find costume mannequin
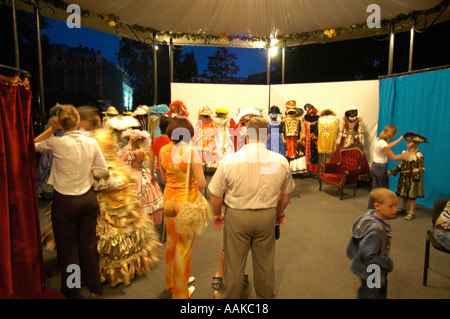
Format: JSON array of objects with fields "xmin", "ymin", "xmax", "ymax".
[
  {"xmin": 301, "ymin": 103, "xmax": 320, "ymax": 173},
  {"xmin": 213, "ymin": 107, "xmax": 234, "ymax": 159},
  {"xmin": 281, "ymin": 100, "xmax": 307, "ymax": 174},
  {"xmin": 194, "ymin": 106, "xmax": 220, "ymax": 167},
  {"xmin": 318, "ymin": 109, "xmax": 340, "ymax": 161},
  {"xmin": 266, "ymin": 105, "xmax": 286, "ymax": 156},
  {"xmin": 331, "ymin": 106, "xmax": 370, "ymax": 178}
]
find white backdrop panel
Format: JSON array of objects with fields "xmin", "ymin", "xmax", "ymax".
[{"xmin": 171, "ymin": 80, "xmax": 379, "ymax": 164}]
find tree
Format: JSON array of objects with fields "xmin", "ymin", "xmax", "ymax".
[
  {"xmin": 117, "ymin": 38, "xmax": 154, "ymax": 106},
  {"xmin": 206, "ymin": 47, "xmax": 240, "ymax": 80},
  {"xmin": 174, "ymin": 49, "xmax": 198, "ymax": 82}
]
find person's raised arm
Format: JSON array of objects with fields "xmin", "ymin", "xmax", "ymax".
[
  {"xmin": 383, "ymin": 146, "xmax": 405, "ymax": 162},
  {"xmin": 388, "ymin": 135, "xmax": 403, "ymax": 149},
  {"xmin": 34, "ymin": 116, "xmax": 58, "ymax": 143}
]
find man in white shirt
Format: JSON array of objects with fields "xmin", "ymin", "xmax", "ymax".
[{"xmin": 208, "ymin": 117, "xmax": 295, "ymax": 299}]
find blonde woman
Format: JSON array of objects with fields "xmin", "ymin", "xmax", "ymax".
[
  {"xmin": 35, "ymin": 104, "xmax": 108, "ymax": 298},
  {"xmin": 369, "ymin": 125, "xmax": 406, "ymax": 208}
]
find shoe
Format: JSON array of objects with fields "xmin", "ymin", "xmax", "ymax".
[
  {"xmin": 188, "ymin": 276, "xmax": 195, "ymax": 285},
  {"xmin": 405, "ymin": 212, "xmax": 415, "ymax": 221},
  {"xmin": 188, "ymin": 286, "xmax": 195, "ymax": 298},
  {"xmin": 214, "ymin": 290, "xmax": 222, "ymax": 299}
]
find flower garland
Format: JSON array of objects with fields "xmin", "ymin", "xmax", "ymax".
[{"xmin": 37, "ymin": 0, "xmax": 450, "ymax": 45}]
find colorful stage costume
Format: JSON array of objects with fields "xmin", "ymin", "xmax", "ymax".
[
  {"xmin": 119, "ymin": 129, "xmax": 164, "ymax": 225},
  {"xmin": 331, "ymin": 106, "xmax": 370, "ymax": 179},
  {"xmin": 267, "ymin": 106, "xmax": 286, "ymax": 157},
  {"xmin": 93, "ymin": 129, "xmax": 161, "ymax": 287},
  {"xmin": 281, "ymin": 100, "xmax": 307, "ymax": 174},
  {"xmin": 318, "ymin": 109, "xmax": 339, "ymax": 155},
  {"xmin": 301, "ymin": 103, "xmax": 320, "ymax": 173},
  {"xmin": 194, "ymin": 106, "xmax": 220, "ymax": 167}
]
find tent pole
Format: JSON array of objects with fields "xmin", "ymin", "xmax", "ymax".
[
  {"xmin": 33, "ymin": 0, "xmax": 46, "ymax": 131},
  {"xmin": 169, "ymin": 37, "xmax": 174, "ymax": 83},
  {"xmin": 153, "ymin": 31, "xmax": 158, "ymax": 105},
  {"xmin": 408, "ymin": 24, "xmax": 415, "ymax": 72},
  {"xmin": 266, "ymin": 48, "xmax": 271, "ymax": 85},
  {"xmin": 282, "ymin": 40, "xmax": 286, "ymax": 84},
  {"xmin": 11, "ymin": 0, "xmax": 20, "ymax": 70},
  {"xmin": 388, "ymin": 23, "xmax": 395, "ymax": 75}
]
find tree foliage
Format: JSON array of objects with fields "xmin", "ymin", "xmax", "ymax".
[{"xmin": 206, "ymin": 47, "xmax": 240, "ymax": 79}]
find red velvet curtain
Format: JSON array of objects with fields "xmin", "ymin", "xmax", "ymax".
[{"xmin": 0, "ymin": 74, "xmax": 45, "ymax": 297}]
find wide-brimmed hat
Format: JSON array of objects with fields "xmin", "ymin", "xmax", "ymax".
[
  {"xmin": 105, "ymin": 106, "xmax": 119, "ymax": 115},
  {"xmin": 403, "ymin": 132, "xmax": 428, "ymax": 143},
  {"xmin": 269, "ymin": 105, "xmax": 281, "ymax": 114},
  {"xmin": 215, "ymin": 107, "xmax": 229, "ymax": 115},
  {"xmin": 198, "ymin": 106, "xmax": 213, "ymax": 116}
]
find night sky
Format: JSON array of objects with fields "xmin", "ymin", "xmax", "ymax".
[{"xmin": 41, "ymin": 17, "xmax": 267, "ymax": 78}]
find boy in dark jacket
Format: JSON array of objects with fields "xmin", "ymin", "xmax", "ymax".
[{"xmin": 346, "ymin": 188, "xmax": 398, "ymax": 298}]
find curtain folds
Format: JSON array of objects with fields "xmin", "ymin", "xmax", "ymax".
[
  {"xmin": 378, "ymin": 68, "xmax": 450, "ymax": 208},
  {"xmin": 0, "ymin": 74, "xmax": 45, "ymax": 297}
]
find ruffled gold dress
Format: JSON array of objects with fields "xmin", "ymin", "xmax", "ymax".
[{"xmin": 93, "ymin": 129, "xmax": 161, "ymax": 287}]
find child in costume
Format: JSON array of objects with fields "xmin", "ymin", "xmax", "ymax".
[
  {"xmin": 120, "ymin": 129, "xmax": 164, "ymax": 226},
  {"xmin": 388, "ymin": 132, "xmax": 427, "ymax": 221},
  {"xmin": 347, "ymin": 188, "xmax": 397, "ymax": 299}
]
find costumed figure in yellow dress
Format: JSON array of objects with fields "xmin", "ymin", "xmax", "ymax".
[
  {"xmin": 119, "ymin": 129, "xmax": 164, "ymax": 226},
  {"xmin": 318, "ymin": 109, "xmax": 340, "ymax": 162},
  {"xmin": 93, "ymin": 128, "xmax": 161, "ymax": 287},
  {"xmin": 194, "ymin": 106, "xmax": 220, "ymax": 168}
]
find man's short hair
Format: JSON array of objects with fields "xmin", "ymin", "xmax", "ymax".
[
  {"xmin": 369, "ymin": 187, "xmax": 397, "ymax": 205},
  {"xmin": 246, "ymin": 116, "xmax": 268, "ymax": 142}
]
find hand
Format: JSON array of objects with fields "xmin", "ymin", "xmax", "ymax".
[
  {"xmin": 213, "ymin": 214, "xmax": 224, "ymax": 231},
  {"xmin": 50, "ymin": 116, "xmax": 59, "ymax": 131},
  {"xmin": 412, "ymin": 168, "xmax": 419, "ymax": 174},
  {"xmin": 388, "ymin": 171, "xmax": 392, "ymax": 175},
  {"xmin": 277, "ymin": 214, "xmax": 286, "ymax": 226}
]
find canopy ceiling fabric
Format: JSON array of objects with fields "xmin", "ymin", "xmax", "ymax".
[{"xmin": 14, "ymin": 0, "xmax": 450, "ymax": 48}]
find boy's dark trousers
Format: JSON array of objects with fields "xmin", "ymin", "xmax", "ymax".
[{"xmin": 357, "ymin": 275, "xmax": 387, "ymax": 299}]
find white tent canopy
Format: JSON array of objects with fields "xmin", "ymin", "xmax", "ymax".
[{"xmin": 15, "ymin": 0, "xmax": 450, "ymax": 48}]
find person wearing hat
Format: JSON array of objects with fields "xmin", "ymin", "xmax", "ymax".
[
  {"xmin": 388, "ymin": 132, "xmax": 427, "ymax": 221},
  {"xmin": 194, "ymin": 106, "xmax": 220, "ymax": 167},
  {"xmin": 267, "ymin": 105, "xmax": 286, "ymax": 157}
]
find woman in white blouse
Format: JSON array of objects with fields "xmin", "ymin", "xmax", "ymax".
[
  {"xmin": 35, "ymin": 104, "xmax": 108, "ymax": 298},
  {"xmin": 369, "ymin": 124, "xmax": 406, "ymax": 208}
]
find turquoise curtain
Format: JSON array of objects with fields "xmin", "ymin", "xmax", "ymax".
[{"xmin": 378, "ymin": 68, "xmax": 450, "ymax": 208}]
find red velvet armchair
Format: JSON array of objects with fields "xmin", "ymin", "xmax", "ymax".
[{"xmin": 319, "ymin": 148, "xmax": 363, "ymax": 200}]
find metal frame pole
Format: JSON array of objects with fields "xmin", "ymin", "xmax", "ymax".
[
  {"xmin": 11, "ymin": 0, "xmax": 20, "ymax": 69},
  {"xmin": 33, "ymin": 0, "xmax": 46, "ymax": 130},
  {"xmin": 408, "ymin": 24, "xmax": 415, "ymax": 72},
  {"xmin": 153, "ymin": 31, "xmax": 158, "ymax": 105},
  {"xmin": 388, "ymin": 23, "xmax": 395, "ymax": 75},
  {"xmin": 169, "ymin": 37, "xmax": 174, "ymax": 83},
  {"xmin": 282, "ymin": 40, "xmax": 286, "ymax": 84}
]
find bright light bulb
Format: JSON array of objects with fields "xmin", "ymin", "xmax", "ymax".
[
  {"xmin": 269, "ymin": 46, "xmax": 278, "ymax": 57},
  {"xmin": 154, "ymin": 45, "xmax": 159, "ymax": 50}
]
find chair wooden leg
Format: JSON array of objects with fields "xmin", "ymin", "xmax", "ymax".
[
  {"xmin": 423, "ymin": 230, "xmax": 431, "ymax": 286},
  {"xmin": 353, "ymin": 185, "xmax": 357, "ymax": 197},
  {"xmin": 319, "ymin": 179, "xmax": 322, "ymax": 191},
  {"xmin": 339, "ymin": 186, "xmax": 343, "ymax": 200}
]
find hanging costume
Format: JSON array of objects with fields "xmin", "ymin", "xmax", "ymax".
[
  {"xmin": 281, "ymin": 100, "xmax": 307, "ymax": 174},
  {"xmin": 318, "ymin": 109, "xmax": 339, "ymax": 155},
  {"xmin": 267, "ymin": 106, "xmax": 286, "ymax": 157},
  {"xmin": 194, "ymin": 106, "xmax": 220, "ymax": 167},
  {"xmin": 213, "ymin": 107, "xmax": 235, "ymax": 159},
  {"xmin": 301, "ymin": 103, "xmax": 320, "ymax": 173},
  {"xmin": 331, "ymin": 106, "xmax": 371, "ymax": 179},
  {"xmin": 389, "ymin": 132, "xmax": 427, "ymax": 200}
]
